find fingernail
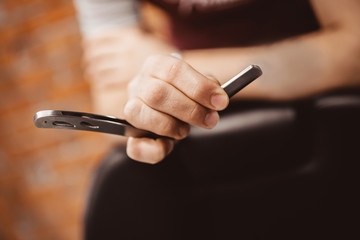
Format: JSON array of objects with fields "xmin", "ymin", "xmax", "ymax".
[
  {"xmin": 204, "ymin": 111, "xmax": 219, "ymax": 128},
  {"xmin": 211, "ymin": 94, "xmax": 228, "ymax": 110}
]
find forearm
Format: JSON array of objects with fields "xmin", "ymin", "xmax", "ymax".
[{"xmin": 183, "ymin": 28, "xmax": 360, "ymax": 100}]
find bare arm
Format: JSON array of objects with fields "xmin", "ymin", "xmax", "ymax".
[{"xmin": 183, "ymin": 0, "xmax": 360, "ymax": 100}]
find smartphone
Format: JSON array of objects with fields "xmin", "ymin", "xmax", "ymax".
[{"xmin": 34, "ymin": 65, "xmax": 262, "ymax": 138}]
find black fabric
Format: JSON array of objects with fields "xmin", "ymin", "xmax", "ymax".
[
  {"xmin": 145, "ymin": 0, "xmax": 319, "ymax": 49},
  {"xmin": 84, "ymin": 88, "xmax": 360, "ymax": 240}
]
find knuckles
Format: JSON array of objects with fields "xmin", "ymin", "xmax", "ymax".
[
  {"xmin": 142, "ymin": 82, "xmax": 168, "ymax": 106},
  {"xmin": 164, "ymin": 58, "xmax": 184, "ymax": 82},
  {"xmin": 157, "ymin": 119, "xmax": 178, "ymax": 138},
  {"xmin": 189, "ymin": 79, "xmax": 203, "ymax": 101},
  {"xmin": 123, "ymin": 97, "xmax": 183, "ymax": 139},
  {"xmin": 123, "ymin": 98, "xmax": 141, "ymax": 121},
  {"xmin": 143, "ymin": 54, "xmax": 185, "ymax": 82},
  {"xmin": 188, "ymin": 104, "xmax": 203, "ymax": 123}
]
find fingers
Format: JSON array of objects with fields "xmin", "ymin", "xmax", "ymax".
[
  {"xmin": 125, "ymin": 55, "xmax": 228, "ymax": 137},
  {"xmin": 124, "ymin": 54, "xmax": 229, "ymax": 163},
  {"xmin": 126, "ymin": 137, "xmax": 174, "ymax": 164},
  {"xmin": 128, "ymin": 77, "xmax": 220, "ymax": 130},
  {"xmin": 141, "ymin": 55, "xmax": 229, "ymax": 111},
  {"xmin": 124, "ymin": 97, "xmax": 190, "ymax": 139}
]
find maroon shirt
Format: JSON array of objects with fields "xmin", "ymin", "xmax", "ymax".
[{"xmin": 145, "ymin": 0, "xmax": 319, "ymax": 50}]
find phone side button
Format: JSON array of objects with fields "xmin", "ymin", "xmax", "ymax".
[
  {"xmin": 53, "ymin": 121, "xmax": 76, "ymax": 128},
  {"xmin": 80, "ymin": 121, "xmax": 100, "ymax": 129}
]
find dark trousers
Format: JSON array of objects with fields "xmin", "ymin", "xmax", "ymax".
[{"xmin": 84, "ymin": 90, "xmax": 360, "ymax": 240}]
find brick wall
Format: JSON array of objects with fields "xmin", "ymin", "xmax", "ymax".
[{"xmin": 0, "ymin": 0, "xmax": 114, "ymax": 239}]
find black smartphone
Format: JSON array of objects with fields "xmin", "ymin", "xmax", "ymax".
[{"xmin": 34, "ymin": 65, "xmax": 262, "ymax": 138}]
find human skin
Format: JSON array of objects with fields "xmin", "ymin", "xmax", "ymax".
[{"xmin": 82, "ymin": 0, "xmax": 360, "ymax": 164}]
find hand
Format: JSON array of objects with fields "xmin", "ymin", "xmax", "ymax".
[
  {"xmin": 124, "ymin": 55, "xmax": 229, "ymax": 164},
  {"xmin": 83, "ymin": 26, "xmax": 177, "ymax": 117}
]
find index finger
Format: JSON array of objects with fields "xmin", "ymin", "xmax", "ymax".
[{"xmin": 142, "ymin": 55, "xmax": 229, "ymax": 111}]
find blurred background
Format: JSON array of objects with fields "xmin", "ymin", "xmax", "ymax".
[{"xmin": 0, "ymin": 0, "xmax": 113, "ymax": 239}]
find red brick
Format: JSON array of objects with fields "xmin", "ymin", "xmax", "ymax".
[
  {"xmin": 25, "ymin": 4, "xmax": 76, "ymax": 32},
  {"xmin": 0, "ymin": 0, "xmax": 116, "ymax": 238}
]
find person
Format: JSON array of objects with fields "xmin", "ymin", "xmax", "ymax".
[{"xmin": 74, "ymin": 0, "xmax": 360, "ymax": 164}]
